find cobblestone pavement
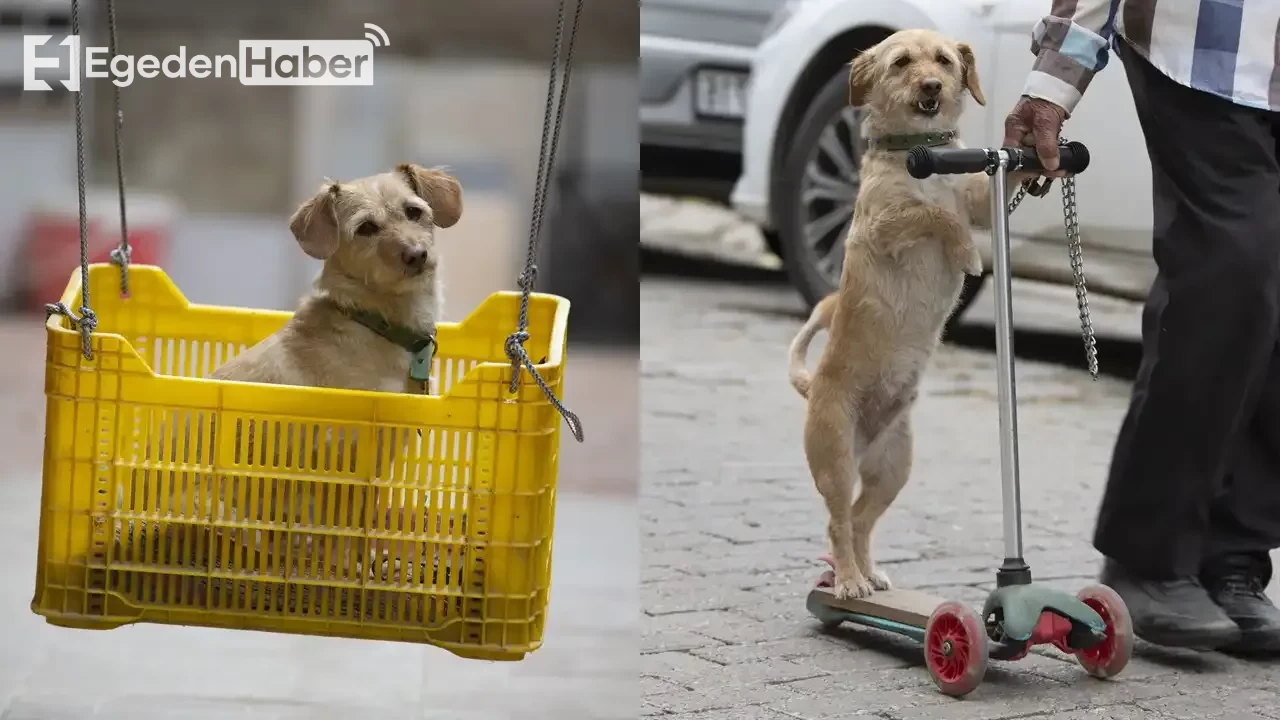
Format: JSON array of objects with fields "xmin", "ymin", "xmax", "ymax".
[{"xmin": 640, "ymin": 273, "xmax": 1280, "ymax": 720}]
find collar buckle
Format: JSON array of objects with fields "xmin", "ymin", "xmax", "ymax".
[{"xmin": 869, "ymin": 129, "xmax": 957, "ymax": 152}]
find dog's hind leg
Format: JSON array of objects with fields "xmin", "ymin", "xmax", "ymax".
[
  {"xmin": 805, "ymin": 395, "xmax": 872, "ymax": 600},
  {"xmin": 852, "ymin": 412, "xmax": 913, "ymax": 592}
]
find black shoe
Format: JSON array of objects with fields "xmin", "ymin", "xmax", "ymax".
[
  {"xmin": 1203, "ymin": 555, "xmax": 1280, "ymax": 655},
  {"xmin": 1099, "ymin": 559, "xmax": 1241, "ymax": 649}
]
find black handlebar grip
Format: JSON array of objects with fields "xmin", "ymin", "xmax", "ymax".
[
  {"xmin": 906, "ymin": 141, "xmax": 1092, "ymax": 178},
  {"xmin": 905, "ymin": 146, "xmax": 991, "ymax": 179},
  {"xmin": 1010, "ymin": 141, "xmax": 1090, "ymax": 175}
]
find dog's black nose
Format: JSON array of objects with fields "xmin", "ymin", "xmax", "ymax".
[
  {"xmin": 402, "ymin": 247, "xmax": 428, "ymax": 269},
  {"xmin": 921, "ymin": 79, "xmax": 942, "ymax": 96}
]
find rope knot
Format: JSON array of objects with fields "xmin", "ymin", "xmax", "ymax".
[
  {"xmin": 44, "ymin": 302, "xmax": 97, "ymax": 359},
  {"xmin": 77, "ymin": 306, "xmax": 98, "ymax": 335},
  {"xmin": 504, "ymin": 330, "xmax": 531, "ymax": 363},
  {"xmin": 109, "ymin": 245, "xmax": 132, "ymax": 267},
  {"xmin": 44, "ymin": 302, "xmax": 69, "ymax": 322},
  {"xmin": 502, "ymin": 327, "xmax": 582, "ymax": 442}
]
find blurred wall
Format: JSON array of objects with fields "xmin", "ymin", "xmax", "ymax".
[{"xmin": 0, "ymin": 0, "xmax": 638, "ymax": 345}]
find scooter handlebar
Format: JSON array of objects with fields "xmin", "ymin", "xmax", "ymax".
[{"xmin": 906, "ymin": 141, "xmax": 1090, "ymax": 179}]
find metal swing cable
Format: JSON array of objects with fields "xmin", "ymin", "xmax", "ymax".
[
  {"xmin": 104, "ymin": 0, "xmax": 131, "ymax": 294},
  {"xmin": 504, "ymin": 0, "xmax": 586, "ymax": 443},
  {"xmin": 45, "ymin": 0, "xmax": 96, "ymax": 359},
  {"xmin": 45, "ymin": 0, "xmax": 130, "ymax": 358}
]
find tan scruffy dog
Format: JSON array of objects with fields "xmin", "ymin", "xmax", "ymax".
[
  {"xmin": 211, "ymin": 163, "xmax": 462, "ymax": 394},
  {"xmin": 206, "ymin": 165, "xmax": 462, "ymax": 573},
  {"xmin": 788, "ymin": 29, "xmax": 1019, "ymax": 600}
]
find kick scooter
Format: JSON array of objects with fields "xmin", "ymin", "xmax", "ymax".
[{"xmin": 805, "ymin": 141, "xmax": 1134, "ymax": 697}]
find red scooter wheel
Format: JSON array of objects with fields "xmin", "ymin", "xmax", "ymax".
[
  {"xmin": 923, "ymin": 601, "xmax": 988, "ymax": 697},
  {"xmin": 1074, "ymin": 584, "xmax": 1133, "ymax": 679}
]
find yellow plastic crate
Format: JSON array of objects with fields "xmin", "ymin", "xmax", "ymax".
[{"xmin": 32, "ymin": 264, "xmax": 569, "ymax": 661}]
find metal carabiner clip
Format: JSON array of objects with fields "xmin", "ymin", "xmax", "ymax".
[{"xmin": 1022, "ymin": 176, "xmax": 1055, "ymax": 198}]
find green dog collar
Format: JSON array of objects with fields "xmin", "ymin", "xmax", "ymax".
[
  {"xmin": 330, "ymin": 302, "xmax": 437, "ymax": 385},
  {"xmin": 867, "ymin": 129, "xmax": 957, "ymax": 152}
]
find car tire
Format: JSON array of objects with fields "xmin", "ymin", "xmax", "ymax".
[
  {"xmin": 763, "ymin": 229, "xmax": 784, "ymax": 260},
  {"xmin": 776, "ymin": 69, "xmax": 865, "ymax": 309}
]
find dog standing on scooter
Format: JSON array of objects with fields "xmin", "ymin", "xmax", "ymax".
[{"xmin": 789, "ymin": 29, "xmax": 1018, "ymax": 600}]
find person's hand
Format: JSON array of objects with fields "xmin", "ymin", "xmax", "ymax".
[{"xmin": 1002, "ymin": 96, "xmax": 1069, "ymax": 177}]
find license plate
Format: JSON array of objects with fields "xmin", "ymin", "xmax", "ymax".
[{"xmin": 693, "ymin": 68, "xmax": 749, "ymax": 120}]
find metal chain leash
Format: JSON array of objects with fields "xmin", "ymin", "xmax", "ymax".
[
  {"xmin": 45, "ymin": 0, "xmax": 97, "ymax": 360},
  {"xmin": 1060, "ymin": 172, "xmax": 1098, "ymax": 379},
  {"xmin": 104, "ymin": 0, "xmax": 131, "ymax": 294},
  {"xmin": 1001, "ymin": 137, "xmax": 1098, "ymax": 380},
  {"xmin": 1006, "ymin": 181, "xmax": 1029, "ymax": 215},
  {"xmin": 503, "ymin": 0, "xmax": 585, "ymax": 443}
]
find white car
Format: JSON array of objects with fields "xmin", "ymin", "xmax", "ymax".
[{"xmin": 730, "ymin": 0, "xmax": 1156, "ymax": 318}]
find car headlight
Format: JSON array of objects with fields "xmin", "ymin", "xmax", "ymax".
[{"xmin": 761, "ymin": 0, "xmax": 810, "ymax": 42}]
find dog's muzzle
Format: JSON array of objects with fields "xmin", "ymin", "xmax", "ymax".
[
  {"xmin": 401, "ymin": 247, "xmax": 430, "ymax": 275},
  {"xmin": 916, "ymin": 79, "xmax": 942, "ymax": 115}
]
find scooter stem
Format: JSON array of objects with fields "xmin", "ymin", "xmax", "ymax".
[{"xmin": 988, "ymin": 153, "xmax": 1030, "ymax": 586}]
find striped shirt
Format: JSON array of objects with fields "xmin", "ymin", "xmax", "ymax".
[{"xmin": 1023, "ymin": 0, "xmax": 1280, "ymax": 115}]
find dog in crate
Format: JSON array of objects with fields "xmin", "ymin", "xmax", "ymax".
[
  {"xmin": 211, "ymin": 162, "xmax": 461, "ymax": 392},
  {"xmin": 197, "ymin": 163, "xmax": 465, "ymax": 591}
]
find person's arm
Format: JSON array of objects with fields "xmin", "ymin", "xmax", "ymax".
[{"xmin": 1022, "ymin": 0, "xmax": 1123, "ymax": 116}]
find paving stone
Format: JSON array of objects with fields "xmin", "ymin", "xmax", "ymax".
[
  {"xmin": 892, "ymin": 679, "xmax": 1171, "ymax": 720},
  {"xmin": 643, "ymin": 629, "xmax": 723, "ymax": 655},
  {"xmin": 1135, "ymin": 686, "xmax": 1280, "ymax": 720},
  {"xmin": 644, "ymin": 684, "xmax": 799, "ymax": 714},
  {"xmin": 642, "ymin": 675, "xmax": 687, "ymax": 696},
  {"xmin": 666, "ymin": 708, "xmax": 789, "ymax": 720},
  {"xmin": 642, "ymin": 650, "xmax": 725, "ymax": 678},
  {"xmin": 1028, "ymin": 704, "xmax": 1163, "ymax": 720},
  {"xmin": 768, "ymin": 684, "xmax": 955, "ymax": 718}
]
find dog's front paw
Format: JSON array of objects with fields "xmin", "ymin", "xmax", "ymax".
[
  {"xmin": 947, "ymin": 243, "xmax": 983, "ymax": 276},
  {"xmin": 868, "ymin": 568, "xmax": 892, "ymax": 591},
  {"xmin": 963, "ymin": 247, "xmax": 984, "ymax": 276},
  {"xmin": 833, "ymin": 574, "xmax": 876, "ymax": 600}
]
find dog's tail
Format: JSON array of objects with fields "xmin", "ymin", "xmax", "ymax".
[{"xmin": 788, "ymin": 293, "xmax": 838, "ymax": 399}]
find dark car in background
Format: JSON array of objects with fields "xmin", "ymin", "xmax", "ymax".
[{"xmin": 639, "ymin": 0, "xmax": 784, "ymax": 203}]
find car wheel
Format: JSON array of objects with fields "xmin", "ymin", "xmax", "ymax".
[
  {"xmin": 776, "ymin": 70, "xmax": 867, "ymax": 309},
  {"xmin": 763, "ymin": 230, "xmax": 784, "ymax": 260}
]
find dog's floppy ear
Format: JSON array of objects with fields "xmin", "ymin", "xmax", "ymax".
[
  {"xmin": 848, "ymin": 47, "xmax": 878, "ymax": 107},
  {"xmin": 957, "ymin": 42, "xmax": 985, "ymax": 106},
  {"xmin": 289, "ymin": 183, "xmax": 341, "ymax": 260},
  {"xmin": 398, "ymin": 164, "xmax": 463, "ymax": 228}
]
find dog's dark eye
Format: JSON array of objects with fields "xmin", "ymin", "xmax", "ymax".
[
  {"xmin": 894, "ymin": 55, "xmax": 911, "ymax": 68},
  {"xmin": 356, "ymin": 220, "xmax": 379, "ymax": 236},
  {"xmin": 937, "ymin": 54, "xmax": 952, "ymax": 66},
  {"xmin": 405, "ymin": 205, "xmax": 423, "ymax": 221}
]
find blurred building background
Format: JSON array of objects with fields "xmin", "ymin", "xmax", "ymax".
[{"xmin": 0, "ymin": 0, "xmax": 637, "ymax": 345}]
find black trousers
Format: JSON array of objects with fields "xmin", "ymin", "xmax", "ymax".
[{"xmin": 1093, "ymin": 40, "xmax": 1280, "ymax": 583}]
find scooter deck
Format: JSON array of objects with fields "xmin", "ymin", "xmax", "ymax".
[{"xmin": 806, "ymin": 586, "xmax": 946, "ymax": 642}]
